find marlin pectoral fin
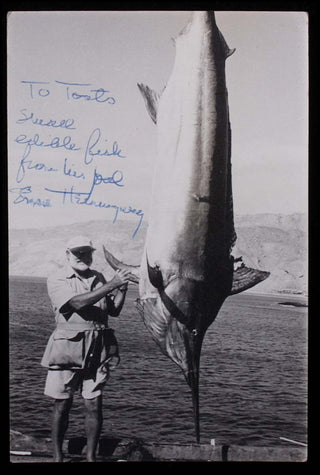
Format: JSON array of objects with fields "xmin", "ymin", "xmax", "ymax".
[
  {"xmin": 146, "ymin": 256, "xmax": 191, "ymax": 327},
  {"xmin": 146, "ymin": 255, "xmax": 164, "ymax": 290},
  {"xmin": 226, "ymin": 47, "xmax": 236, "ymax": 58},
  {"xmin": 217, "ymin": 29, "xmax": 236, "ymax": 59},
  {"xmin": 102, "ymin": 246, "xmax": 140, "ymax": 284},
  {"xmin": 137, "ymin": 83, "xmax": 159, "ymax": 124},
  {"xmin": 230, "ymin": 264, "xmax": 270, "ymax": 295}
]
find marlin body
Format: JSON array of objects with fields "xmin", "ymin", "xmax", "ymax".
[{"xmin": 103, "ymin": 11, "xmax": 269, "ymax": 442}]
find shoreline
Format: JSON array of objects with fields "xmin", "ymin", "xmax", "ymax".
[{"xmin": 8, "ymin": 274, "xmax": 308, "ymax": 300}]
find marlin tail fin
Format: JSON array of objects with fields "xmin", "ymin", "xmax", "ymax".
[
  {"xmin": 102, "ymin": 246, "xmax": 140, "ymax": 284},
  {"xmin": 230, "ymin": 260, "xmax": 270, "ymax": 295}
]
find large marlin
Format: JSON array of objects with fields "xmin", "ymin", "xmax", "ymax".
[{"xmin": 103, "ymin": 11, "xmax": 269, "ymax": 442}]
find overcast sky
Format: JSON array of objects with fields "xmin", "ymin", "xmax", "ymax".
[{"xmin": 7, "ymin": 11, "xmax": 308, "ymax": 231}]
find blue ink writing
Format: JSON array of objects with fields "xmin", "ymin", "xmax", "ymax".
[
  {"xmin": 16, "ymin": 156, "xmax": 58, "ymax": 183},
  {"xmin": 16, "ymin": 109, "xmax": 76, "ymax": 130},
  {"xmin": 44, "ymin": 184, "xmax": 143, "ymax": 238},
  {"xmin": 63, "ymin": 158, "xmax": 86, "ymax": 180},
  {"xmin": 15, "ymin": 133, "xmax": 80, "ymax": 159},
  {"xmin": 55, "ymin": 81, "xmax": 116, "ymax": 104},
  {"xmin": 44, "ymin": 186, "xmax": 88, "ymax": 205},
  {"xmin": 84, "ymin": 128, "xmax": 126, "ymax": 165},
  {"xmin": 9, "ymin": 185, "xmax": 51, "ymax": 208},
  {"xmin": 45, "ymin": 168, "xmax": 124, "ymax": 208},
  {"xmin": 84, "ymin": 169, "xmax": 124, "ymax": 202},
  {"xmin": 21, "ymin": 81, "xmax": 50, "ymax": 99},
  {"xmin": 21, "ymin": 80, "xmax": 116, "ymax": 105}
]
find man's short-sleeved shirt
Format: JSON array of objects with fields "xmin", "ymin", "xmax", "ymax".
[
  {"xmin": 47, "ymin": 266, "xmax": 112, "ymax": 326},
  {"xmin": 41, "ymin": 266, "xmax": 117, "ymax": 371}
]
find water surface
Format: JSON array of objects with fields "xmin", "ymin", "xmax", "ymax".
[{"xmin": 9, "ymin": 276, "xmax": 308, "ymax": 446}]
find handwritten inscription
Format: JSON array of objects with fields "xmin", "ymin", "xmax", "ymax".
[
  {"xmin": 15, "ymin": 132, "xmax": 80, "ymax": 159},
  {"xmin": 84, "ymin": 128, "xmax": 126, "ymax": 165},
  {"xmin": 10, "ymin": 79, "xmax": 144, "ymax": 238},
  {"xmin": 9, "ymin": 186, "xmax": 52, "ymax": 208},
  {"xmin": 63, "ymin": 159, "xmax": 85, "ymax": 180},
  {"xmin": 44, "ymin": 185, "xmax": 143, "ymax": 238},
  {"xmin": 16, "ymin": 156, "xmax": 58, "ymax": 183},
  {"xmin": 17, "ymin": 108, "xmax": 76, "ymax": 130},
  {"xmin": 21, "ymin": 80, "xmax": 116, "ymax": 104}
]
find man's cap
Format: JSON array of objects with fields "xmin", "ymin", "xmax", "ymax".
[{"xmin": 66, "ymin": 236, "xmax": 96, "ymax": 252}]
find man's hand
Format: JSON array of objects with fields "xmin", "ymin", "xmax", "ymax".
[
  {"xmin": 64, "ymin": 269, "xmax": 132, "ymax": 312},
  {"xmin": 108, "ymin": 269, "xmax": 131, "ymax": 316},
  {"xmin": 110, "ymin": 269, "xmax": 131, "ymax": 288}
]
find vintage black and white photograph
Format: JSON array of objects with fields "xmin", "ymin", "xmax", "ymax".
[{"xmin": 8, "ymin": 10, "xmax": 308, "ymax": 462}]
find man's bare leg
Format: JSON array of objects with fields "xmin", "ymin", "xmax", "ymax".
[
  {"xmin": 84, "ymin": 395, "xmax": 102, "ymax": 462},
  {"xmin": 52, "ymin": 398, "xmax": 73, "ymax": 462}
]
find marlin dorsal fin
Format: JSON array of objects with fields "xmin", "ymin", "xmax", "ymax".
[{"xmin": 137, "ymin": 83, "xmax": 160, "ymax": 124}]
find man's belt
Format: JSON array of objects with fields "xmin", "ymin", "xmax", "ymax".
[{"xmin": 56, "ymin": 322, "xmax": 108, "ymax": 331}]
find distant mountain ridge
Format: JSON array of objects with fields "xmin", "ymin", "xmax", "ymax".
[{"xmin": 9, "ymin": 213, "xmax": 308, "ymax": 296}]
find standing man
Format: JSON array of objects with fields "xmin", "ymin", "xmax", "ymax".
[{"xmin": 41, "ymin": 236, "xmax": 131, "ymax": 462}]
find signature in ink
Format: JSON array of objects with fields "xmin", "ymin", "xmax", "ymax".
[
  {"xmin": 44, "ymin": 183, "xmax": 144, "ymax": 238},
  {"xmin": 9, "ymin": 185, "xmax": 52, "ymax": 208}
]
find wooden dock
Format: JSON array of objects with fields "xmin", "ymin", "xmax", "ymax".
[{"xmin": 10, "ymin": 430, "xmax": 307, "ymax": 463}]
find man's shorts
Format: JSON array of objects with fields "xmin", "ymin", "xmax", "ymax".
[{"xmin": 44, "ymin": 362, "xmax": 110, "ymax": 400}]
